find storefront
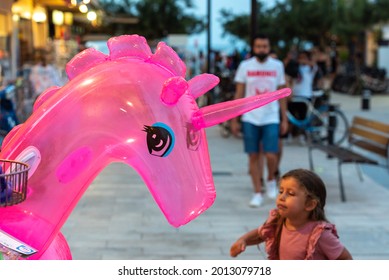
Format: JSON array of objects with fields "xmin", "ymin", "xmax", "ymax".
[
  {"xmin": 0, "ymin": 0, "xmax": 127, "ymax": 84},
  {"xmin": 0, "ymin": 0, "xmax": 13, "ymax": 83},
  {"xmin": 1, "ymin": 0, "xmax": 121, "ymax": 83},
  {"xmin": 1, "ymin": 0, "xmax": 46, "ymax": 82}
]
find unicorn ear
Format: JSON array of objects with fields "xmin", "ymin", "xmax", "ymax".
[
  {"xmin": 160, "ymin": 76, "xmax": 188, "ymax": 106},
  {"xmin": 188, "ymin": 74, "xmax": 219, "ymax": 99}
]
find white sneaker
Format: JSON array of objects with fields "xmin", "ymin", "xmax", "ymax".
[
  {"xmin": 249, "ymin": 193, "xmax": 263, "ymax": 207},
  {"xmin": 266, "ymin": 180, "xmax": 278, "ymax": 199},
  {"xmin": 298, "ymin": 134, "xmax": 306, "ymax": 145}
]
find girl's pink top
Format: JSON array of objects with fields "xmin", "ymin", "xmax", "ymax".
[{"xmin": 259, "ymin": 209, "xmax": 344, "ymax": 260}]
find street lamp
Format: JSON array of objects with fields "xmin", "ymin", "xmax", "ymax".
[
  {"xmin": 206, "ymin": 0, "xmax": 211, "ymax": 73},
  {"xmin": 250, "ymin": 0, "xmax": 258, "ymax": 44}
]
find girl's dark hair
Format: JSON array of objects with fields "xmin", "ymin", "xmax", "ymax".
[
  {"xmin": 266, "ymin": 168, "xmax": 328, "ymax": 259},
  {"xmin": 282, "ymin": 168, "xmax": 327, "ymax": 221}
]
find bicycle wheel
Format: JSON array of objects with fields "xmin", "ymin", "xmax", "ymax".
[{"xmin": 316, "ymin": 109, "xmax": 349, "ymax": 145}]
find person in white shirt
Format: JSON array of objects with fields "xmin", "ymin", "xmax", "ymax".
[
  {"xmin": 231, "ymin": 34, "xmax": 288, "ymax": 207},
  {"xmin": 288, "ymin": 51, "xmax": 318, "ymax": 140},
  {"xmin": 292, "ymin": 50, "xmax": 317, "ymax": 100},
  {"xmin": 29, "ymin": 54, "xmax": 63, "ymax": 99}
]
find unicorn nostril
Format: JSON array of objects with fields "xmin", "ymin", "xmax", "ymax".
[
  {"xmin": 13, "ymin": 146, "xmax": 41, "ymax": 179},
  {"xmin": 186, "ymin": 126, "xmax": 201, "ymax": 151}
]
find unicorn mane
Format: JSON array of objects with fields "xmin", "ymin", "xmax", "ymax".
[
  {"xmin": 19, "ymin": 34, "xmax": 291, "ymax": 146},
  {"xmin": 29, "ymin": 35, "xmax": 217, "ymax": 116},
  {"xmin": 66, "ymin": 35, "xmax": 186, "ymax": 80}
]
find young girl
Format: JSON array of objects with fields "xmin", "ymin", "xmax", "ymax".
[{"xmin": 230, "ymin": 169, "xmax": 352, "ymax": 260}]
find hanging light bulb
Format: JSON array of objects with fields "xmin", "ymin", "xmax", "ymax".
[
  {"xmin": 87, "ymin": 11, "xmax": 97, "ymax": 21},
  {"xmin": 12, "ymin": 14, "xmax": 20, "ymax": 22},
  {"xmin": 32, "ymin": 6, "xmax": 47, "ymax": 23},
  {"xmin": 79, "ymin": 4, "xmax": 88, "ymax": 13},
  {"xmin": 52, "ymin": 10, "xmax": 64, "ymax": 26},
  {"xmin": 64, "ymin": 12, "xmax": 74, "ymax": 25}
]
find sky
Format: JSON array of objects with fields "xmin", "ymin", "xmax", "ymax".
[
  {"xmin": 187, "ymin": 0, "xmax": 250, "ymax": 54},
  {"xmin": 186, "ymin": 0, "xmax": 276, "ymax": 54}
]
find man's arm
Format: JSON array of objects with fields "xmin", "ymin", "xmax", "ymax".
[
  {"xmin": 278, "ymin": 84, "xmax": 289, "ymax": 135},
  {"xmin": 230, "ymin": 83, "xmax": 245, "ymax": 136},
  {"xmin": 234, "ymin": 82, "xmax": 245, "ymax": 100}
]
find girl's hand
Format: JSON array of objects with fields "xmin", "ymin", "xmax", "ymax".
[{"xmin": 230, "ymin": 239, "xmax": 246, "ymax": 257}]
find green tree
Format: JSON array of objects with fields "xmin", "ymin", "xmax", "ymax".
[
  {"xmin": 332, "ymin": 0, "xmax": 374, "ymax": 43},
  {"xmin": 370, "ymin": 0, "xmax": 389, "ymax": 23},
  {"xmin": 220, "ymin": 1, "xmax": 272, "ymax": 44},
  {"xmin": 220, "ymin": 0, "xmax": 337, "ymax": 54},
  {"xmin": 220, "ymin": 0, "xmax": 389, "ymax": 56},
  {"xmin": 98, "ymin": 0, "xmax": 204, "ymax": 40}
]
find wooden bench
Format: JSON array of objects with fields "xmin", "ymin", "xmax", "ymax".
[{"xmin": 308, "ymin": 116, "xmax": 389, "ymax": 202}]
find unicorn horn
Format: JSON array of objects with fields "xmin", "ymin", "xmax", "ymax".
[{"xmin": 191, "ymin": 88, "xmax": 291, "ymax": 130}]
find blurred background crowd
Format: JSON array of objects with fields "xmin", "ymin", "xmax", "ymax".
[{"xmin": 0, "ymin": 0, "xmax": 388, "ymax": 134}]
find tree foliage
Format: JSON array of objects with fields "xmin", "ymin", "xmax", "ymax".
[
  {"xmin": 98, "ymin": 0, "xmax": 204, "ymax": 40},
  {"xmin": 220, "ymin": 0, "xmax": 389, "ymax": 53}
]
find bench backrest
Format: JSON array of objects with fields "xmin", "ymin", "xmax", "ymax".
[{"xmin": 349, "ymin": 116, "xmax": 389, "ymax": 159}]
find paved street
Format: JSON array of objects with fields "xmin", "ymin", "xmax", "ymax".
[{"xmin": 62, "ymin": 92, "xmax": 389, "ymax": 260}]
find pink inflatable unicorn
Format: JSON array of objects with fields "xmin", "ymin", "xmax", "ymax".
[{"xmin": 0, "ymin": 35, "xmax": 290, "ymax": 259}]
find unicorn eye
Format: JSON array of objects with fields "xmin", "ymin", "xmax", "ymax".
[{"xmin": 143, "ymin": 123, "xmax": 175, "ymax": 157}]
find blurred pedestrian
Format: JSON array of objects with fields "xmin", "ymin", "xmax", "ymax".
[
  {"xmin": 312, "ymin": 46, "xmax": 330, "ymax": 90},
  {"xmin": 29, "ymin": 52, "xmax": 63, "ymax": 99},
  {"xmin": 288, "ymin": 50, "xmax": 318, "ymax": 142},
  {"xmin": 230, "ymin": 169, "xmax": 353, "ymax": 260},
  {"xmin": 269, "ymin": 50, "xmax": 285, "ymax": 182},
  {"xmin": 257, "ymin": 50, "xmax": 285, "ymax": 186},
  {"xmin": 231, "ymin": 34, "xmax": 288, "ymax": 207},
  {"xmin": 198, "ymin": 50, "xmax": 207, "ymax": 74}
]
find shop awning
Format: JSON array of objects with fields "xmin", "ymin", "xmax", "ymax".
[{"xmin": 36, "ymin": 0, "xmax": 69, "ymax": 6}]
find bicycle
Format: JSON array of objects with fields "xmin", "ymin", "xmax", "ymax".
[{"xmin": 287, "ymin": 91, "xmax": 349, "ymax": 145}]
